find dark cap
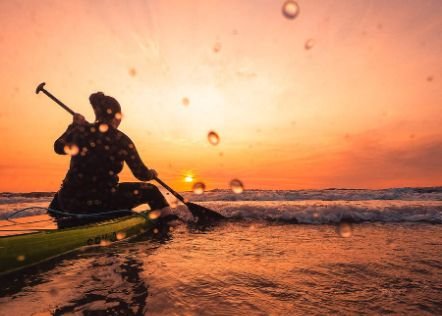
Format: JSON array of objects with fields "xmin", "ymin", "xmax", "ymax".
[{"xmin": 89, "ymin": 92, "xmax": 122, "ymax": 122}]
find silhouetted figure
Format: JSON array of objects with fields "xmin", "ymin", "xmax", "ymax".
[{"xmin": 49, "ymin": 92, "xmax": 169, "ymax": 221}]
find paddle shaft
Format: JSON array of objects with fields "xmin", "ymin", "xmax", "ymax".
[
  {"xmin": 36, "ymin": 82, "xmax": 185, "ymax": 203},
  {"xmin": 154, "ymin": 177, "xmax": 186, "ymax": 203},
  {"xmin": 36, "ymin": 84, "xmax": 75, "ymax": 115}
]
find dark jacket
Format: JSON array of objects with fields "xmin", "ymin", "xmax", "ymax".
[{"xmin": 54, "ymin": 122, "xmax": 153, "ymax": 211}]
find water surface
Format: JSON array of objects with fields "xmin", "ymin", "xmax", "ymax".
[{"xmin": 1, "ymin": 222, "xmax": 441, "ymax": 315}]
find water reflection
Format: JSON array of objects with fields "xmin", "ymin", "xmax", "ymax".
[
  {"xmin": 0, "ymin": 225, "xmax": 176, "ymax": 315},
  {"xmin": 1, "ymin": 223, "xmax": 441, "ymax": 315}
]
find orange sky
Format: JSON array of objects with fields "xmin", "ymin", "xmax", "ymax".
[{"xmin": 0, "ymin": 0, "xmax": 441, "ymax": 192}]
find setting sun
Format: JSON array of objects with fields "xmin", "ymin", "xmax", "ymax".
[{"xmin": 184, "ymin": 175, "xmax": 194, "ymax": 183}]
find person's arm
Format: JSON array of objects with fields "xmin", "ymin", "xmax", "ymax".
[
  {"xmin": 54, "ymin": 124, "xmax": 76, "ymax": 155},
  {"xmin": 54, "ymin": 114, "xmax": 86, "ymax": 155},
  {"xmin": 121, "ymin": 136, "xmax": 157, "ymax": 181}
]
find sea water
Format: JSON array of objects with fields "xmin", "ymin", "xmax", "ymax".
[{"xmin": 0, "ymin": 188, "xmax": 441, "ymax": 315}]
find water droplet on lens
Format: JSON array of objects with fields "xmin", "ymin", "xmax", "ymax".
[
  {"xmin": 213, "ymin": 42, "xmax": 222, "ymax": 53},
  {"xmin": 304, "ymin": 38, "xmax": 315, "ymax": 50},
  {"xmin": 192, "ymin": 182, "xmax": 206, "ymax": 194},
  {"xmin": 208, "ymin": 131, "xmax": 220, "ymax": 145},
  {"xmin": 99, "ymin": 123, "xmax": 109, "ymax": 133},
  {"xmin": 230, "ymin": 179, "xmax": 244, "ymax": 194},
  {"xmin": 129, "ymin": 67, "xmax": 137, "ymax": 77},
  {"xmin": 63, "ymin": 144, "xmax": 79, "ymax": 156},
  {"xmin": 282, "ymin": 0, "xmax": 300, "ymax": 19},
  {"xmin": 116, "ymin": 232, "xmax": 126, "ymax": 240},
  {"xmin": 182, "ymin": 97, "xmax": 189, "ymax": 106},
  {"xmin": 49, "ymin": 287, "xmax": 58, "ymax": 296},
  {"xmin": 337, "ymin": 221, "xmax": 353, "ymax": 238},
  {"xmin": 170, "ymin": 199, "xmax": 178, "ymax": 208},
  {"xmin": 149, "ymin": 210, "xmax": 161, "ymax": 220},
  {"xmin": 99, "ymin": 239, "xmax": 111, "ymax": 246}
]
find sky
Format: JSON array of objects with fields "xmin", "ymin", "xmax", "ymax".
[{"xmin": 0, "ymin": 0, "xmax": 441, "ymax": 192}]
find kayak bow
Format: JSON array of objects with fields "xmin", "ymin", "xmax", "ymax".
[{"xmin": 0, "ymin": 210, "xmax": 158, "ymax": 276}]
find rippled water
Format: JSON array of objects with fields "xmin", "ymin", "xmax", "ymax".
[{"xmin": 1, "ymin": 222, "xmax": 441, "ymax": 315}]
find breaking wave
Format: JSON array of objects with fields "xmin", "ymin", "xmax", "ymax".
[
  {"xmin": 0, "ymin": 187, "xmax": 441, "ymax": 223},
  {"xmin": 185, "ymin": 187, "xmax": 442, "ymax": 202},
  {"xmin": 194, "ymin": 200, "xmax": 442, "ymax": 224}
]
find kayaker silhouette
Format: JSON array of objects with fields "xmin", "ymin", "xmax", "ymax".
[{"xmin": 49, "ymin": 92, "xmax": 170, "ymax": 222}]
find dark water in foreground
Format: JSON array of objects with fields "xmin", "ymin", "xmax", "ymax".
[{"xmin": 1, "ymin": 222, "xmax": 441, "ymax": 315}]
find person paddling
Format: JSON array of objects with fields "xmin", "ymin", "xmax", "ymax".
[{"xmin": 49, "ymin": 92, "xmax": 170, "ymax": 223}]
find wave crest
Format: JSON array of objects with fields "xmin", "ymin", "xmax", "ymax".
[{"xmin": 195, "ymin": 201, "xmax": 442, "ymax": 224}]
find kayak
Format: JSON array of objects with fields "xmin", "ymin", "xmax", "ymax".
[{"xmin": 0, "ymin": 210, "xmax": 158, "ymax": 276}]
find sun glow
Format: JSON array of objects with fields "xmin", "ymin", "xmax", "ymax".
[
  {"xmin": 184, "ymin": 175, "xmax": 194, "ymax": 183},
  {"xmin": 0, "ymin": 1, "xmax": 441, "ymax": 191}
]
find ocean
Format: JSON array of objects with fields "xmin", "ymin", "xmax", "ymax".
[{"xmin": 0, "ymin": 187, "xmax": 441, "ymax": 315}]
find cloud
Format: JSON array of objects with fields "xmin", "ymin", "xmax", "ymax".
[{"xmin": 321, "ymin": 131, "xmax": 442, "ymax": 187}]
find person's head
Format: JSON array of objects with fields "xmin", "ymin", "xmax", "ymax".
[{"xmin": 89, "ymin": 92, "xmax": 122, "ymax": 128}]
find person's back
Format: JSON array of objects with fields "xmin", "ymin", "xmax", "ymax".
[{"xmin": 51, "ymin": 92, "xmax": 169, "ymax": 216}]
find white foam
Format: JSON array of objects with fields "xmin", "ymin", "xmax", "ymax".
[
  {"xmin": 1, "ymin": 188, "xmax": 441, "ymax": 223},
  {"xmin": 185, "ymin": 187, "xmax": 442, "ymax": 202},
  {"xmin": 194, "ymin": 200, "xmax": 442, "ymax": 224}
]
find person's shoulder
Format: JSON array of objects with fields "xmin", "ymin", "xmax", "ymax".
[
  {"xmin": 73, "ymin": 122, "xmax": 95, "ymax": 134},
  {"xmin": 113, "ymin": 128, "xmax": 131, "ymax": 144}
]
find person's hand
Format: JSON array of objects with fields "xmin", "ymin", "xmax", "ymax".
[
  {"xmin": 73, "ymin": 113, "xmax": 86, "ymax": 125},
  {"xmin": 149, "ymin": 169, "xmax": 158, "ymax": 179}
]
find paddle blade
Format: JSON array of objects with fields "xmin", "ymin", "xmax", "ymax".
[{"xmin": 185, "ymin": 202, "xmax": 225, "ymax": 224}]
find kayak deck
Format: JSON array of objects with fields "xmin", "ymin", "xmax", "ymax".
[
  {"xmin": 0, "ymin": 214, "xmax": 57, "ymax": 237},
  {"xmin": 0, "ymin": 211, "xmax": 157, "ymax": 276}
]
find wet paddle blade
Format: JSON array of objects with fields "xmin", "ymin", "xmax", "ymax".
[{"xmin": 185, "ymin": 202, "xmax": 225, "ymax": 224}]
